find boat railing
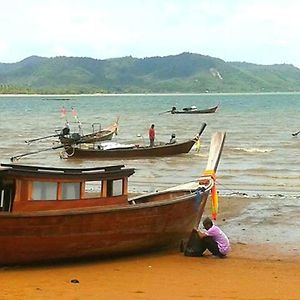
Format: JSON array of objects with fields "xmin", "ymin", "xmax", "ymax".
[
  {"xmin": 92, "ymin": 123, "xmax": 102, "ymax": 134},
  {"xmin": 0, "ymin": 163, "xmax": 127, "ymax": 174}
]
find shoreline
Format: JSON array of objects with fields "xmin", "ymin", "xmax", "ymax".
[
  {"xmin": 1, "ymin": 196, "xmax": 300, "ymax": 299},
  {"xmin": 1, "ymin": 91, "xmax": 300, "ymax": 97}
]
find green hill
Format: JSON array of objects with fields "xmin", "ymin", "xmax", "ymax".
[{"xmin": 0, "ymin": 52, "xmax": 300, "ymax": 94}]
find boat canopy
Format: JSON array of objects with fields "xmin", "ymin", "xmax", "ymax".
[{"xmin": 0, "ymin": 164, "xmax": 135, "ymax": 213}]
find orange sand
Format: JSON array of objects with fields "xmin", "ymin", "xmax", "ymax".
[{"xmin": 0, "ymin": 197, "xmax": 299, "ymax": 300}]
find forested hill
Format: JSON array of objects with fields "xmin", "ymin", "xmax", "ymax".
[{"xmin": 1, "ymin": 52, "xmax": 300, "ymax": 94}]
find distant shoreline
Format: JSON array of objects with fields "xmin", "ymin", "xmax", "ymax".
[{"xmin": 1, "ymin": 91, "xmax": 300, "ymax": 97}]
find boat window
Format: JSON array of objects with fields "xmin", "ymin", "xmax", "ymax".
[
  {"xmin": 107, "ymin": 179, "xmax": 123, "ymax": 197},
  {"xmin": 32, "ymin": 182, "xmax": 57, "ymax": 201},
  {"xmin": 62, "ymin": 182, "xmax": 80, "ymax": 200},
  {"xmin": 84, "ymin": 181, "xmax": 102, "ymax": 199}
]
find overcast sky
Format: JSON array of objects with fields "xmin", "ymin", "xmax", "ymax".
[{"xmin": 1, "ymin": 0, "xmax": 300, "ymax": 68}]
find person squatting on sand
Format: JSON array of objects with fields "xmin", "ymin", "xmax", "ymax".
[{"xmin": 182, "ymin": 217, "xmax": 230, "ymax": 258}]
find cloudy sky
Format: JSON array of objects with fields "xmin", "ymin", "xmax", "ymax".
[{"xmin": 1, "ymin": 0, "xmax": 300, "ymax": 67}]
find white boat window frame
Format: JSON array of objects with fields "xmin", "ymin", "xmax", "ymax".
[
  {"xmin": 0, "ymin": 189, "xmax": 4, "ymax": 208},
  {"xmin": 107, "ymin": 179, "xmax": 123, "ymax": 197},
  {"xmin": 84, "ymin": 180, "xmax": 102, "ymax": 199}
]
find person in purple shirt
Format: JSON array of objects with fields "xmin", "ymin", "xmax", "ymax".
[{"xmin": 182, "ymin": 217, "xmax": 230, "ymax": 258}]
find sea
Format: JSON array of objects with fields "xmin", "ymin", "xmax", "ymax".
[
  {"xmin": 0, "ymin": 93, "xmax": 299, "ymax": 198},
  {"xmin": 0, "ymin": 93, "xmax": 299, "ymax": 249}
]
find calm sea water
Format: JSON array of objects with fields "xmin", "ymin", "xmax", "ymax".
[{"xmin": 0, "ymin": 93, "xmax": 299, "ymax": 198}]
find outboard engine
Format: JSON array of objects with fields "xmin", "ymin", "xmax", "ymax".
[
  {"xmin": 62, "ymin": 126, "xmax": 70, "ymax": 136},
  {"xmin": 71, "ymin": 133, "xmax": 81, "ymax": 142}
]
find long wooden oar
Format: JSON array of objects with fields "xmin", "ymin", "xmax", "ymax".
[
  {"xmin": 25, "ymin": 133, "xmax": 61, "ymax": 144},
  {"xmin": 10, "ymin": 144, "xmax": 66, "ymax": 162}
]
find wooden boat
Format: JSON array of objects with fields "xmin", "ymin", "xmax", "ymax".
[
  {"xmin": 59, "ymin": 118, "xmax": 119, "ymax": 146},
  {"xmin": 42, "ymin": 98, "xmax": 71, "ymax": 101},
  {"xmin": 0, "ymin": 131, "xmax": 225, "ymax": 265},
  {"xmin": 170, "ymin": 104, "xmax": 218, "ymax": 114},
  {"xmin": 25, "ymin": 118, "xmax": 119, "ymax": 146},
  {"xmin": 64, "ymin": 123, "xmax": 206, "ymax": 159},
  {"xmin": 11, "ymin": 119, "xmax": 120, "ymax": 161}
]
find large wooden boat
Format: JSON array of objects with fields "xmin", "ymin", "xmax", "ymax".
[
  {"xmin": 170, "ymin": 104, "xmax": 218, "ymax": 114},
  {"xmin": 0, "ymin": 131, "xmax": 225, "ymax": 265},
  {"xmin": 64, "ymin": 123, "xmax": 207, "ymax": 159}
]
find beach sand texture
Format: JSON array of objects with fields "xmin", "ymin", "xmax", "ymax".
[{"xmin": 1, "ymin": 197, "xmax": 299, "ymax": 300}]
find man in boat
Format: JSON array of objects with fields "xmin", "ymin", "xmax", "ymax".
[
  {"xmin": 167, "ymin": 133, "xmax": 176, "ymax": 144},
  {"xmin": 61, "ymin": 122, "xmax": 70, "ymax": 136},
  {"xmin": 171, "ymin": 106, "xmax": 177, "ymax": 113},
  {"xmin": 182, "ymin": 217, "xmax": 230, "ymax": 258},
  {"xmin": 149, "ymin": 124, "xmax": 155, "ymax": 147}
]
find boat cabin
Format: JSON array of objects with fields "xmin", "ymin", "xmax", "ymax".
[{"xmin": 0, "ymin": 164, "xmax": 135, "ymax": 213}]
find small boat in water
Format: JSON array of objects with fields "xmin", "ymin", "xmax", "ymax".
[
  {"xmin": 0, "ymin": 131, "xmax": 225, "ymax": 265},
  {"xmin": 59, "ymin": 118, "xmax": 119, "ymax": 146},
  {"xmin": 11, "ymin": 119, "xmax": 120, "ymax": 162},
  {"xmin": 63, "ymin": 123, "xmax": 206, "ymax": 159},
  {"xmin": 170, "ymin": 104, "xmax": 219, "ymax": 114}
]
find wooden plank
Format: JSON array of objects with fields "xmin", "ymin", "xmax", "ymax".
[{"xmin": 1, "ymin": 163, "xmax": 126, "ymax": 173}]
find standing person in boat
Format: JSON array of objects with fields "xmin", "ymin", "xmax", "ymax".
[
  {"xmin": 183, "ymin": 217, "xmax": 230, "ymax": 258},
  {"xmin": 149, "ymin": 124, "xmax": 155, "ymax": 147}
]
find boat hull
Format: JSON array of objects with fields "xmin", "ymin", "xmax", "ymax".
[
  {"xmin": 171, "ymin": 105, "xmax": 218, "ymax": 114},
  {"xmin": 0, "ymin": 191, "xmax": 199, "ymax": 265},
  {"xmin": 67, "ymin": 139, "xmax": 196, "ymax": 159}
]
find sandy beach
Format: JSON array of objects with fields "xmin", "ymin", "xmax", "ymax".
[{"xmin": 1, "ymin": 196, "xmax": 299, "ymax": 300}]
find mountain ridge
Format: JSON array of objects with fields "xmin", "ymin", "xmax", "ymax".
[{"xmin": 1, "ymin": 52, "xmax": 299, "ymax": 94}]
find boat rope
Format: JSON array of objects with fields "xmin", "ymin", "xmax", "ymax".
[
  {"xmin": 59, "ymin": 146, "xmax": 75, "ymax": 159},
  {"xmin": 195, "ymin": 139, "xmax": 201, "ymax": 152}
]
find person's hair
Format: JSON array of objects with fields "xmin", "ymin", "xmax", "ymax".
[
  {"xmin": 203, "ymin": 217, "xmax": 213, "ymax": 228},
  {"xmin": 151, "ymin": 124, "xmax": 155, "ymax": 128}
]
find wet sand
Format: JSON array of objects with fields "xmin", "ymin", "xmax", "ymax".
[{"xmin": 0, "ymin": 196, "xmax": 299, "ymax": 300}]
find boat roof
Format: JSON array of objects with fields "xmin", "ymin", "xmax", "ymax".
[{"xmin": 0, "ymin": 163, "xmax": 135, "ymax": 180}]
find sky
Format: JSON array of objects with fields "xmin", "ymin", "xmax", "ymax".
[{"xmin": 1, "ymin": 0, "xmax": 300, "ymax": 68}]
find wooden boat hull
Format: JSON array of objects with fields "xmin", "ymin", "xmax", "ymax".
[
  {"xmin": 0, "ymin": 190, "xmax": 199, "ymax": 265},
  {"xmin": 66, "ymin": 139, "xmax": 196, "ymax": 159},
  {"xmin": 1, "ymin": 130, "xmax": 225, "ymax": 265},
  {"xmin": 171, "ymin": 105, "xmax": 218, "ymax": 114}
]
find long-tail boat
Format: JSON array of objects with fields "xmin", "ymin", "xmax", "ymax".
[
  {"xmin": 25, "ymin": 118, "xmax": 119, "ymax": 146},
  {"xmin": 58, "ymin": 118, "xmax": 119, "ymax": 146},
  {"xmin": 0, "ymin": 131, "xmax": 225, "ymax": 265},
  {"xmin": 11, "ymin": 119, "xmax": 120, "ymax": 162},
  {"xmin": 170, "ymin": 104, "xmax": 218, "ymax": 114},
  {"xmin": 63, "ymin": 123, "xmax": 206, "ymax": 159}
]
